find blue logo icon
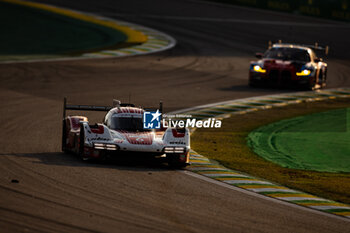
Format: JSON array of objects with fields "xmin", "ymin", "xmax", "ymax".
[{"xmin": 143, "ymin": 110, "xmax": 161, "ymax": 129}]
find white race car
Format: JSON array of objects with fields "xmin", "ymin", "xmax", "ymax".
[{"xmin": 62, "ymin": 98, "xmax": 190, "ymax": 167}]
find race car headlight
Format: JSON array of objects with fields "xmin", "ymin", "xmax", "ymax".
[
  {"xmin": 253, "ymin": 65, "xmax": 266, "ymax": 73},
  {"xmin": 94, "ymin": 143, "xmax": 118, "ymax": 150},
  {"xmin": 296, "ymin": 69, "xmax": 311, "ymax": 76},
  {"xmin": 164, "ymin": 147, "xmax": 186, "ymax": 153}
]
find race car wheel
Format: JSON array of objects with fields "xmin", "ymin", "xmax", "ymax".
[
  {"xmin": 62, "ymin": 120, "xmax": 68, "ymax": 153},
  {"xmin": 248, "ymin": 81, "xmax": 256, "ymax": 87},
  {"xmin": 78, "ymin": 125, "xmax": 86, "ymax": 160},
  {"xmin": 167, "ymin": 153, "xmax": 187, "ymax": 168},
  {"xmin": 308, "ymin": 77, "xmax": 317, "ymax": 91},
  {"xmin": 320, "ymin": 70, "xmax": 327, "ymax": 88}
]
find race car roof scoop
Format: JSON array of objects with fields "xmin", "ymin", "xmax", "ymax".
[
  {"xmin": 113, "ymin": 99, "xmax": 135, "ymax": 108},
  {"xmin": 113, "ymin": 99, "xmax": 121, "ymax": 107}
]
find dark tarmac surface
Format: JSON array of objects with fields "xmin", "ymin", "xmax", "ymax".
[{"xmin": 1, "ymin": 0, "xmax": 350, "ymax": 232}]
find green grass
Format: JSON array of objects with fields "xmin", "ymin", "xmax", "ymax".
[
  {"xmin": 191, "ymin": 98, "xmax": 350, "ymax": 204},
  {"xmin": 248, "ymin": 108, "xmax": 350, "ymax": 172},
  {"xmin": 0, "ymin": 1, "xmax": 127, "ymax": 56}
]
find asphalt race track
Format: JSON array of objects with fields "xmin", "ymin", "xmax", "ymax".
[{"xmin": 1, "ymin": 0, "xmax": 350, "ymax": 232}]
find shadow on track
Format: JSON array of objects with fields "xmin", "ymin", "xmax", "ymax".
[
  {"xmin": 219, "ymin": 84, "xmax": 307, "ymax": 92},
  {"xmin": 2, "ymin": 152, "xmax": 176, "ymax": 172}
]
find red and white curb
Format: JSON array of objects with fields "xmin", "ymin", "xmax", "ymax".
[{"xmin": 172, "ymin": 88, "xmax": 350, "ymax": 219}]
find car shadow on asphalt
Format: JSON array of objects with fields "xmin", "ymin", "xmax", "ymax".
[
  {"xmin": 219, "ymin": 84, "xmax": 298, "ymax": 93},
  {"xmin": 3, "ymin": 152, "xmax": 175, "ymax": 172}
]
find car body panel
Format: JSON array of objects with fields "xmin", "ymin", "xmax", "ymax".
[
  {"xmin": 249, "ymin": 44, "xmax": 327, "ymax": 89},
  {"xmin": 62, "ymin": 104, "xmax": 190, "ymax": 166}
]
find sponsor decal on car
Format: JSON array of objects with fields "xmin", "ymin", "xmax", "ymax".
[
  {"xmin": 165, "ymin": 118, "xmax": 222, "ymax": 128},
  {"xmin": 143, "ymin": 111, "xmax": 222, "ymax": 129}
]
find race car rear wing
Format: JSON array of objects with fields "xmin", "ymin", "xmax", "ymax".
[
  {"xmin": 306, "ymin": 43, "xmax": 329, "ymax": 56},
  {"xmin": 63, "ymin": 97, "xmax": 163, "ymax": 119},
  {"xmin": 268, "ymin": 40, "xmax": 329, "ymax": 55},
  {"xmin": 63, "ymin": 97, "xmax": 111, "ymax": 119}
]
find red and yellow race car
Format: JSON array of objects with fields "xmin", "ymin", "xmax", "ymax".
[{"xmin": 249, "ymin": 42, "xmax": 328, "ymax": 90}]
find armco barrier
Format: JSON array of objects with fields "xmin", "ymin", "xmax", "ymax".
[{"xmin": 211, "ymin": 0, "xmax": 350, "ymax": 21}]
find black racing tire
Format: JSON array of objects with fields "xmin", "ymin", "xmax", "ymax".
[
  {"xmin": 62, "ymin": 120, "xmax": 68, "ymax": 153},
  {"xmin": 249, "ymin": 81, "xmax": 257, "ymax": 88},
  {"xmin": 321, "ymin": 70, "xmax": 327, "ymax": 88},
  {"xmin": 167, "ymin": 154, "xmax": 187, "ymax": 169},
  {"xmin": 307, "ymin": 77, "xmax": 317, "ymax": 91},
  {"xmin": 78, "ymin": 125, "xmax": 86, "ymax": 160}
]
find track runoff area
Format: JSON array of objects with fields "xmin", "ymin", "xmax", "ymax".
[
  {"xmin": 172, "ymin": 88, "xmax": 350, "ymax": 219},
  {"xmin": 0, "ymin": 0, "xmax": 175, "ymax": 62}
]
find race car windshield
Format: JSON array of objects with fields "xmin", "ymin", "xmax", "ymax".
[
  {"xmin": 264, "ymin": 48, "xmax": 310, "ymax": 62},
  {"xmin": 110, "ymin": 116, "xmax": 149, "ymax": 132}
]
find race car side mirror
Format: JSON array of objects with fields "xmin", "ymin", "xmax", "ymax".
[{"xmin": 255, "ymin": 53, "xmax": 263, "ymax": 59}]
